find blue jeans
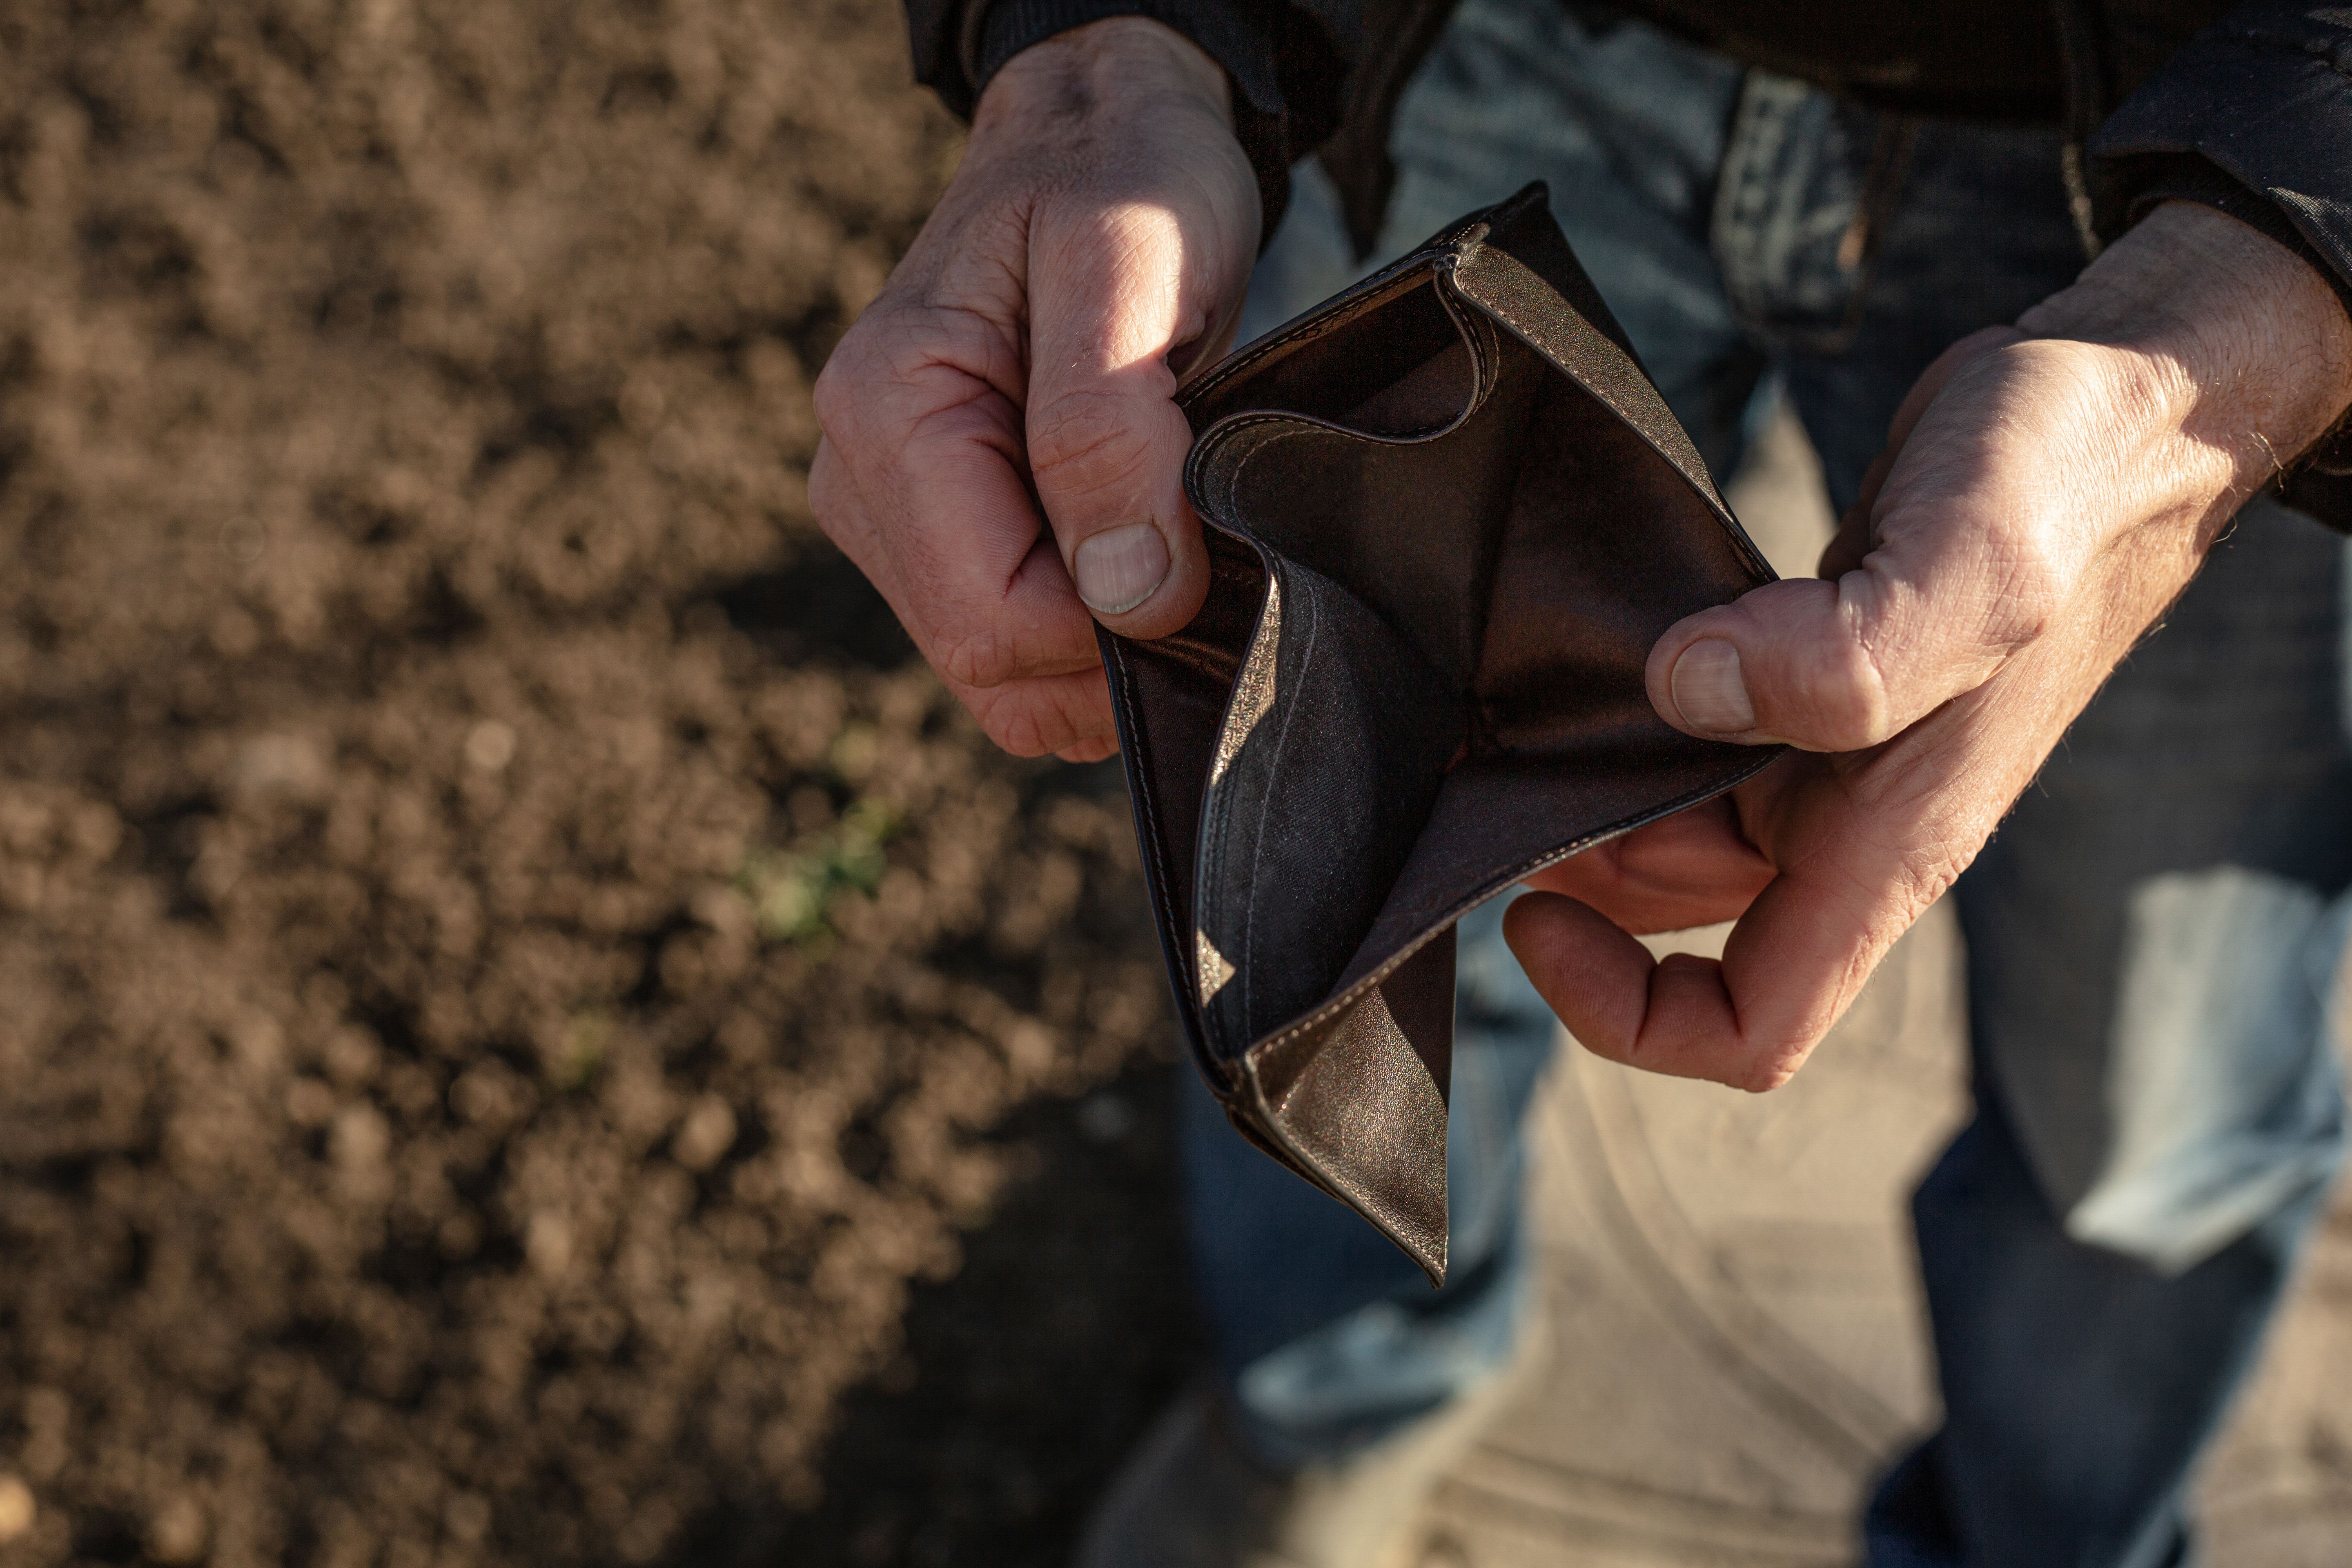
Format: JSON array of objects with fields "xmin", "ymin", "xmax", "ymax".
[{"xmin": 1182, "ymin": 1, "xmax": 2352, "ymax": 1562}]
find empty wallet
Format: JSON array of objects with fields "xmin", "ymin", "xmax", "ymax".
[{"xmin": 1098, "ymin": 184, "xmax": 1781, "ymax": 1283}]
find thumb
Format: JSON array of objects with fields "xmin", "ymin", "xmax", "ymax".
[
  {"xmin": 1653, "ymin": 328, "xmax": 2040, "ymax": 752},
  {"xmin": 1022, "ymin": 199, "xmax": 1243, "ymax": 639}
]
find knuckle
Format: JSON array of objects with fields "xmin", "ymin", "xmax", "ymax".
[
  {"xmin": 1027, "ymin": 389, "xmax": 1154, "ymax": 501},
  {"xmin": 811, "ymin": 337, "xmax": 878, "ymax": 450},
  {"xmin": 1893, "ymin": 842, "xmax": 1971, "ymax": 914},
  {"xmin": 970, "ymin": 692, "xmax": 1059, "ymax": 759},
  {"xmin": 930, "ymin": 620, "xmax": 1016, "ymax": 692},
  {"xmin": 1975, "ymin": 529, "xmax": 2064, "ymax": 651},
  {"xmin": 984, "ymin": 714, "xmax": 1051, "ymax": 758},
  {"xmin": 1793, "ymin": 622, "xmax": 1897, "ymax": 749},
  {"xmin": 813, "ymin": 302, "xmax": 1005, "ymax": 449}
]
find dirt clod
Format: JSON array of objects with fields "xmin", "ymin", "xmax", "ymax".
[{"xmin": 0, "ymin": 1480, "xmax": 32, "ymax": 1546}]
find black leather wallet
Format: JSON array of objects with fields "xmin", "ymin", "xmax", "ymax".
[{"xmin": 1099, "ymin": 185, "xmax": 1780, "ymax": 1283}]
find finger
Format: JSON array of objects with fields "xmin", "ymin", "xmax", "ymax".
[
  {"xmin": 1520, "ymin": 796, "xmax": 1774, "ymax": 933},
  {"xmin": 812, "ymin": 372, "xmax": 1105, "ymax": 698},
  {"xmin": 955, "ymin": 662, "xmax": 1119, "ymax": 757},
  {"xmin": 1024, "ymin": 196, "xmax": 1246, "ymax": 639},
  {"xmin": 924, "ymin": 535, "xmax": 1120, "ymax": 756},
  {"xmin": 1506, "ymin": 844, "xmax": 1903, "ymax": 1091},
  {"xmin": 1646, "ymin": 330, "xmax": 2061, "ymax": 752},
  {"xmin": 1503, "ymin": 893, "xmax": 1664, "ymax": 1059},
  {"xmin": 815, "ymin": 435, "xmax": 1116, "ymax": 757},
  {"xmin": 1816, "ymin": 501, "xmax": 1873, "ymax": 581},
  {"xmin": 1509, "ymin": 747, "xmax": 1968, "ymax": 1090},
  {"xmin": 1504, "ymin": 884, "xmax": 1844, "ymax": 1091}
]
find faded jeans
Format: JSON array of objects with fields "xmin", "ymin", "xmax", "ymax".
[{"xmin": 1178, "ymin": 1, "xmax": 2352, "ymax": 1563}]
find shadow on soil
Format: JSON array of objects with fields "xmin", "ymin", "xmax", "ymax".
[{"xmin": 782, "ymin": 1063, "xmax": 1198, "ymax": 1568}]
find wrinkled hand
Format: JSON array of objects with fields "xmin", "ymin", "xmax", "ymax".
[
  {"xmin": 1510, "ymin": 202, "xmax": 2352, "ymax": 1091},
  {"xmin": 811, "ymin": 19, "xmax": 1258, "ymax": 761}
]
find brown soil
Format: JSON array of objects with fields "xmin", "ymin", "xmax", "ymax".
[{"xmin": 0, "ymin": 3, "xmax": 1192, "ymax": 1565}]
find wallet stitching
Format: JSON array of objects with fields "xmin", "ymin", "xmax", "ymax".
[
  {"xmin": 1222, "ymin": 426, "xmax": 1321, "ymax": 516},
  {"xmin": 1189, "ymin": 277, "xmax": 1492, "ymax": 458},
  {"xmin": 1441, "ymin": 274, "xmax": 1504, "ymax": 399},
  {"xmin": 1198, "ymin": 403, "xmax": 1462, "ymax": 454},
  {"xmin": 1461, "ymin": 290, "xmax": 1665, "ymax": 475}
]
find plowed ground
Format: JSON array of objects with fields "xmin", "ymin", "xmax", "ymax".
[{"xmin": 0, "ymin": 3, "xmax": 1192, "ymax": 1564}]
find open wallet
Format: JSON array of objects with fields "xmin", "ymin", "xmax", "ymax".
[{"xmin": 1098, "ymin": 183, "xmax": 1783, "ymax": 1284}]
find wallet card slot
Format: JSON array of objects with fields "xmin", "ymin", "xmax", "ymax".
[
  {"xmin": 1470, "ymin": 368, "xmax": 1772, "ymax": 755},
  {"xmin": 1097, "ymin": 530, "xmax": 1268, "ymax": 1079},
  {"xmin": 1196, "ymin": 342, "xmax": 1539, "ymax": 691},
  {"xmin": 1452, "ymin": 214, "xmax": 1776, "ymax": 582},
  {"xmin": 1189, "ymin": 271, "xmax": 1483, "ymax": 442},
  {"xmin": 1192, "ymin": 551, "xmax": 1464, "ymax": 1061}
]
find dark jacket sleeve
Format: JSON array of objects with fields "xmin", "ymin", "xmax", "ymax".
[
  {"xmin": 900, "ymin": 0, "xmax": 1352, "ymax": 238},
  {"xmin": 2090, "ymin": 2, "xmax": 2352, "ymax": 521}
]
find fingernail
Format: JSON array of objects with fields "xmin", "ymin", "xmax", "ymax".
[
  {"xmin": 1072, "ymin": 523, "xmax": 1170, "ymax": 615},
  {"xmin": 1670, "ymin": 640, "xmax": 1755, "ymax": 734}
]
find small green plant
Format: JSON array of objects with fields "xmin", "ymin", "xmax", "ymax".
[
  {"xmin": 550, "ymin": 1008, "xmax": 611, "ymax": 1091},
  {"xmin": 737, "ymin": 797, "xmax": 900, "ymax": 945}
]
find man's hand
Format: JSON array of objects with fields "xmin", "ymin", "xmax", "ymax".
[
  {"xmin": 811, "ymin": 19, "xmax": 1259, "ymax": 760},
  {"xmin": 1509, "ymin": 202, "xmax": 2352, "ymax": 1091}
]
